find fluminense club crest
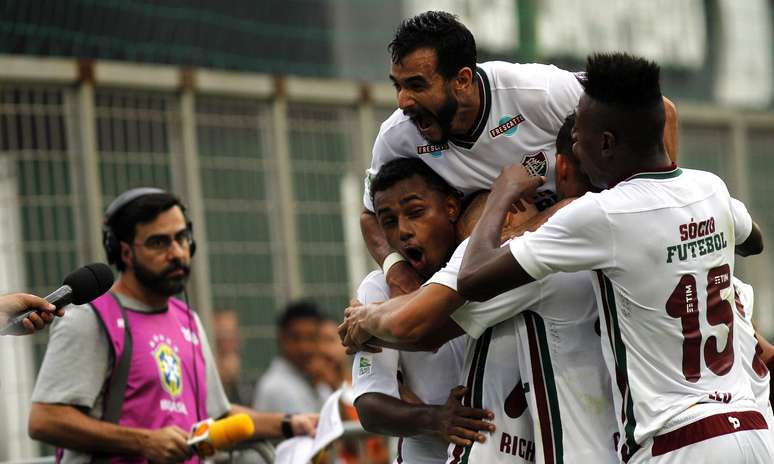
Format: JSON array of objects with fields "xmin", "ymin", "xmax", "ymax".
[{"xmin": 521, "ymin": 151, "xmax": 548, "ymax": 177}]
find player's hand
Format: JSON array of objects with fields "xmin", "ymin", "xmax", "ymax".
[
  {"xmin": 339, "ymin": 303, "xmax": 381, "ymax": 354},
  {"xmin": 143, "ymin": 425, "xmax": 193, "ymax": 463},
  {"xmin": 385, "ymin": 261, "xmax": 423, "ymax": 297},
  {"xmin": 291, "ymin": 413, "xmax": 319, "ymax": 437},
  {"xmin": 0, "ymin": 293, "xmax": 62, "ymax": 335},
  {"xmin": 432, "ymin": 385, "xmax": 495, "ymax": 446},
  {"xmin": 491, "ymin": 164, "xmax": 545, "ymax": 210}
]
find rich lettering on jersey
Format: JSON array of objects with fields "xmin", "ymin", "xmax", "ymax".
[
  {"xmin": 416, "ymin": 143, "xmax": 449, "ymax": 156},
  {"xmin": 490, "ymin": 114, "xmax": 525, "ymax": 138},
  {"xmin": 499, "ymin": 433, "xmax": 535, "ymax": 462},
  {"xmin": 667, "ymin": 217, "xmax": 728, "ymax": 263}
]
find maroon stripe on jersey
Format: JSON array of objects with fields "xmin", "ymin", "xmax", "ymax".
[
  {"xmin": 652, "ymin": 410, "xmax": 767, "ymax": 456},
  {"xmin": 597, "ymin": 271, "xmax": 626, "ymax": 422},
  {"xmin": 525, "ymin": 314, "xmax": 555, "ymax": 464},
  {"xmin": 597, "ymin": 271, "xmax": 640, "ymax": 462},
  {"xmin": 450, "ymin": 336, "xmax": 485, "ymax": 464}
]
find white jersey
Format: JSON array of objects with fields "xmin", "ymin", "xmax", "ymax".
[
  {"xmin": 510, "ymin": 167, "xmax": 758, "ymax": 461},
  {"xmin": 732, "ymin": 278, "xmax": 773, "ymax": 421},
  {"xmin": 430, "ymin": 239, "xmax": 617, "ymax": 464},
  {"xmin": 352, "ymin": 271, "xmax": 466, "ymax": 464},
  {"xmin": 364, "ymin": 61, "xmax": 583, "ymax": 212}
]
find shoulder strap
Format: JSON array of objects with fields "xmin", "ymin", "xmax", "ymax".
[
  {"xmin": 91, "ymin": 293, "xmax": 133, "ymax": 464},
  {"xmin": 102, "ymin": 295, "xmax": 133, "ymax": 423}
]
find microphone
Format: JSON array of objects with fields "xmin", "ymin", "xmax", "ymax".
[
  {"xmin": 0, "ymin": 263, "xmax": 114, "ymax": 335},
  {"xmin": 188, "ymin": 413, "xmax": 255, "ymax": 457}
]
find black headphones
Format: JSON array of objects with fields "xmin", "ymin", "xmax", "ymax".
[{"xmin": 102, "ymin": 187, "xmax": 197, "ymax": 265}]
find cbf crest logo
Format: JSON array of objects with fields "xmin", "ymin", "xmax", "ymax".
[
  {"xmin": 150, "ymin": 334, "xmax": 183, "ymax": 397},
  {"xmin": 521, "ymin": 152, "xmax": 548, "ymax": 177}
]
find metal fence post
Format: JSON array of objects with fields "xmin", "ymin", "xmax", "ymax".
[
  {"xmin": 271, "ymin": 78, "xmax": 303, "ymax": 300},
  {"xmin": 170, "ymin": 70, "xmax": 215, "ymax": 334},
  {"xmin": 67, "ymin": 62, "xmax": 105, "ymax": 263}
]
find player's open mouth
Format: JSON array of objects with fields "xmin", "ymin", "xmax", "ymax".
[
  {"xmin": 411, "ymin": 112, "xmax": 434, "ymax": 132},
  {"xmin": 403, "ymin": 246, "xmax": 425, "ymax": 269}
]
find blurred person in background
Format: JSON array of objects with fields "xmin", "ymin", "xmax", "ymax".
[
  {"xmin": 317, "ymin": 317, "xmax": 350, "ymax": 391},
  {"xmin": 214, "ymin": 310, "xmax": 253, "ymax": 405},
  {"xmin": 0, "ymin": 292, "xmax": 63, "ymax": 335},
  {"xmin": 253, "ymin": 300, "xmax": 329, "ymax": 413},
  {"xmin": 29, "ymin": 188, "xmax": 316, "ymax": 464}
]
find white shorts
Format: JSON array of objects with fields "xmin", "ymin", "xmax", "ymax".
[{"xmin": 630, "ymin": 407, "xmax": 774, "ymax": 464}]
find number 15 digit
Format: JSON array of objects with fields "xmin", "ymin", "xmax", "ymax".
[{"xmin": 666, "ymin": 264, "xmax": 734, "ymax": 382}]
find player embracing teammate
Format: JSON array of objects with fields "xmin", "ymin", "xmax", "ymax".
[{"xmin": 342, "ymin": 9, "xmax": 774, "ymax": 464}]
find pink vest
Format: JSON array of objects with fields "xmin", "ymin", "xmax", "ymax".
[{"xmin": 87, "ymin": 293, "xmax": 208, "ymax": 464}]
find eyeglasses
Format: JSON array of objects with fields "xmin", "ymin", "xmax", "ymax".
[{"xmin": 133, "ymin": 229, "xmax": 193, "ymax": 252}]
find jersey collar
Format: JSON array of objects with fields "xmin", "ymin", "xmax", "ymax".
[
  {"xmin": 614, "ymin": 162, "xmax": 682, "ymax": 186},
  {"xmin": 449, "ymin": 67, "xmax": 491, "ymax": 150}
]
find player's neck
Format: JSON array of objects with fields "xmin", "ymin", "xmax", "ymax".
[
  {"xmin": 610, "ymin": 149, "xmax": 674, "ymax": 187},
  {"xmin": 114, "ymin": 273, "xmax": 169, "ymax": 308},
  {"xmin": 451, "ymin": 79, "xmax": 481, "ymax": 136}
]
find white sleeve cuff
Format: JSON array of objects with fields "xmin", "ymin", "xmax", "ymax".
[
  {"xmin": 450, "ymin": 304, "xmax": 487, "ymax": 339},
  {"xmin": 731, "ymin": 198, "xmax": 752, "ymax": 243},
  {"xmin": 509, "ymin": 235, "xmax": 549, "ymax": 281}
]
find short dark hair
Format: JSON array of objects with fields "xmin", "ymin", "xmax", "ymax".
[
  {"xmin": 107, "ymin": 193, "xmax": 186, "ymax": 271},
  {"xmin": 277, "ymin": 300, "xmax": 322, "ymax": 331},
  {"xmin": 580, "ymin": 53, "xmax": 665, "ymax": 153},
  {"xmin": 581, "ymin": 53, "xmax": 662, "ymax": 107},
  {"xmin": 556, "ymin": 112, "xmax": 576, "ymax": 158},
  {"xmin": 389, "ymin": 11, "xmax": 476, "ymax": 79},
  {"xmin": 370, "ymin": 158, "xmax": 458, "ymax": 208}
]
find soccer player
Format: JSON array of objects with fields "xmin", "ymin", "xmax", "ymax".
[
  {"xmin": 457, "ymin": 53, "xmax": 770, "ymax": 463},
  {"xmin": 351, "ymin": 158, "xmax": 537, "ymax": 463},
  {"xmin": 360, "ymin": 10, "xmax": 679, "ymax": 299},
  {"xmin": 732, "ymin": 278, "xmax": 774, "ymax": 441},
  {"xmin": 342, "ymin": 114, "xmax": 619, "ymax": 463}
]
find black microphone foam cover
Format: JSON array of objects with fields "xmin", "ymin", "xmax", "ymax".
[{"xmin": 63, "ymin": 263, "xmax": 115, "ymax": 305}]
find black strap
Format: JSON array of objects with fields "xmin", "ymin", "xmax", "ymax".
[{"xmin": 92, "ymin": 295, "xmax": 133, "ymax": 464}]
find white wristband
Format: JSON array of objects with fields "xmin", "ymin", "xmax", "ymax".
[{"xmin": 382, "ymin": 251, "xmax": 407, "ymax": 275}]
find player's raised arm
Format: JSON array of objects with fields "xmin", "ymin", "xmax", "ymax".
[
  {"xmin": 663, "ymin": 96, "xmax": 679, "ymax": 162},
  {"xmin": 457, "ymin": 165, "xmax": 543, "ymax": 302},
  {"xmin": 737, "ymin": 220, "xmax": 764, "ymax": 256},
  {"xmin": 339, "ymin": 285, "xmax": 465, "ymax": 352}
]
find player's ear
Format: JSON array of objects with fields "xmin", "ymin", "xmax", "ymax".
[
  {"xmin": 556, "ymin": 153, "xmax": 569, "ymax": 183},
  {"xmin": 120, "ymin": 242, "xmax": 133, "ymax": 269},
  {"xmin": 446, "ymin": 194, "xmax": 462, "ymax": 222},
  {"xmin": 454, "ymin": 67, "xmax": 474, "ymax": 92},
  {"xmin": 601, "ymin": 131, "xmax": 616, "ymax": 159}
]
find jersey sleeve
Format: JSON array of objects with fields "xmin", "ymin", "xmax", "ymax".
[
  {"xmin": 364, "ymin": 122, "xmax": 407, "ymax": 212},
  {"xmin": 426, "ymin": 238, "xmax": 544, "ymax": 338},
  {"xmin": 509, "ymin": 194, "xmax": 615, "ymax": 280},
  {"xmin": 194, "ymin": 313, "xmax": 232, "ymax": 418},
  {"xmin": 351, "ymin": 350, "xmax": 401, "ymax": 401},
  {"xmin": 31, "ymin": 304, "xmax": 112, "ymax": 408},
  {"xmin": 730, "ymin": 197, "xmax": 753, "ymax": 244},
  {"xmin": 544, "ymin": 68, "xmax": 584, "ymax": 130},
  {"xmin": 351, "ymin": 271, "xmax": 402, "ymax": 401}
]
